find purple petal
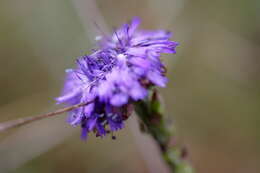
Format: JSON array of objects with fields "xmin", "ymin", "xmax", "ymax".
[
  {"xmin": 147, "ymin": 71, "xmax": 168, "ymax": 87},
  {"xmin": 126, "ymin": 47, "xmax": 147, "ymax": 56},
  {"xmin": 128, "ymin": 57, "xmax": 151, "ymax": 69},
  {"xmin": 96, "ymin": 123, "xmax": 106, "ymax": 137},
  {"xmin": 67, "ymin": 109, "xmax": 83, "ymax": 126},
  {"xmin": 81, "ymin": 128, "xmax": 88, "ymax": 140},
  {"xmin": 87, "ymin": 116, "xmax": 97, "ymax": 130},
  {"xmin": 56, "ymin": 88, "xmax": 81, "ymax": 104},
  {"xmin": 130, "ymin": 83, "xmax": 147, "ymax": 100},
  {"xmin": 110, "ymin": 93, "xmax": 129, "ymax": 106},
  {"xmin": 98, "ymin": 81, "xmax": 113, "ymax": 99},
  {"xmin": 108, "ymin": 119, "xmax": 124, "ymax": 131},
  {"xmin": 128, "ymin": 17, "xmax": 141, "ymax": 36}
]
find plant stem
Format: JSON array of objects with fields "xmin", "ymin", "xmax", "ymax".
[
  {"xmin": 0, "ymin": 101, "xmax": 93, "ymax": 132},
  {"xmin": 134, "ymin": 89, "xmax": 194, "ymax": 173}
]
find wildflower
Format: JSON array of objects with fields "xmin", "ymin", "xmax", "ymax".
[{"xmin": 56, "ymin": 17, "xmax": 178, "ymax": 139}]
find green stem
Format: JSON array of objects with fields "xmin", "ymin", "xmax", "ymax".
[{"xmin": 134, "ymin": 89, "xmax": 194, "ymax": 173}]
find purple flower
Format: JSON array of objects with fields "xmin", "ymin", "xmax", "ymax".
[{"xmin": 56, "ymin": 17, "xmax": 178, "ymax": 139}]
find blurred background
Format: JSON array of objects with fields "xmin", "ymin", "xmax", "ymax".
[{"xmin": 0, "ymin": 0, "xmax": 259, "ymax": 172}]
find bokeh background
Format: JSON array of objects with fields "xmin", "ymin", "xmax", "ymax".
[{"xmin": 0, "ymin": 0, "xmax": 259, "ymax": 172}]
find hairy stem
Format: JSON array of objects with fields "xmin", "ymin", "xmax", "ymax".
[
  {"xmin": 134, "ymin": 89, "xmax": 194, "ymax": 173},
  {"xmin": 0, "ymin": 101, "xmax": 93, "ymax": 132}
]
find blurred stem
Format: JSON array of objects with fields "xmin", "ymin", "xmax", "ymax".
[
  {"xmin": 134, "ymin": 89, "xmax": 194, "ymax": 173},
  {"xmin": 0, "ymin": 101, "xmax": 93, "ymax": 132}
]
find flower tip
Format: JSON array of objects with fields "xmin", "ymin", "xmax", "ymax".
[
  {"xmin": 166, "ymin": 30, "xmax": 172, "ymax": 36},
  {"xmin": 65, "ymin": 69, "xmax": 74, "ymax": 73},
  {"xmin": 175, "ymin": 42, "xmax": 180, "ymax": 46},
  {"xmin": 131, "ymin": 16, "xmax": 141, "ymax": 23},
  {"xmin": 55, "ymin": 97, "xmax": 62, "ymax": 104},
  {"xmin": 95, "ymin": 35, "xmax": 103, "ymax": 41},
  {"xmin": 81, "ymin": 128, "xmax": 88, "ymax": 140}
]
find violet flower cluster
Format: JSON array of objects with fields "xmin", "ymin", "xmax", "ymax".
[{"xmin": 56, "ymin": 17, "xmax": 178, "ymax": 139}]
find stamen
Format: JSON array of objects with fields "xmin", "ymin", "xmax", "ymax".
[
  {"xmin": 65, "ymin": 69, "xmax": 73, "ymax": 73},
  {"xmin": 95, "ymin": 35, "xmax": 102, "ymax": 41},
  {"xmin": 107, "ymin": 113, "xmax": 113, "ymax": 117},
  {"xmin": 99, "ymin": 114, "xmax": 105, "ymax": 118},
  {"xmin": 101, "ymin": 120, "xmax": 107, "ymax": 126},
  {"xmin": 112, "ymin": 115, "xmax": 117, "ymax": 120}
]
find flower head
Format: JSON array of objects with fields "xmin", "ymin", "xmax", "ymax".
[{"xmin": 56, "ymin": 17, "xmax": 178, "ymax": 139}]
